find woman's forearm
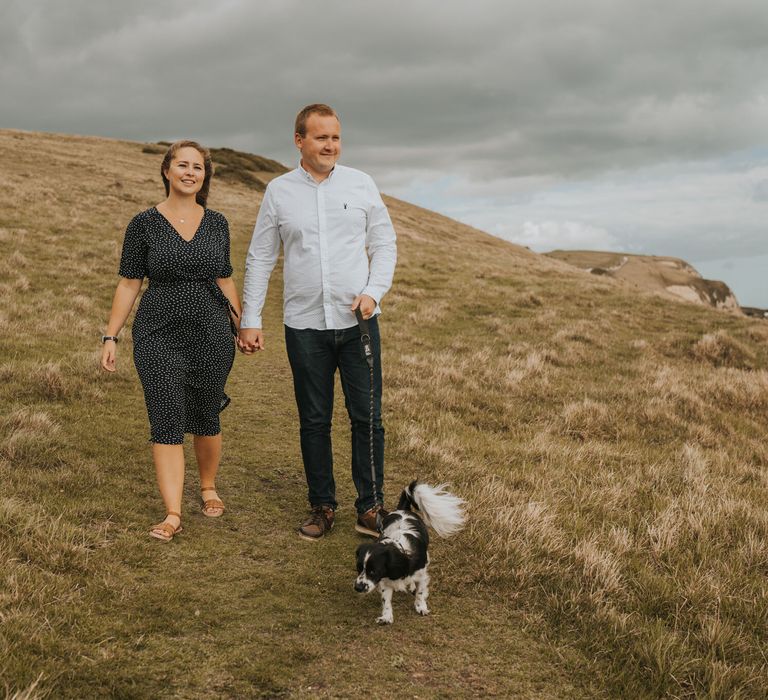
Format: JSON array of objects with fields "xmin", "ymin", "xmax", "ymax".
[
  {"xmin": 105, "ymin": 277, "xmax": 143, "ymax": 336},
  {"xmin": 216, "ymin": 277, "xmax": 242, "ymax": 318}
]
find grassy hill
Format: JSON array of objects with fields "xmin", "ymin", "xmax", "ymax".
[
  {"xmin": 545, "ymin": 250, "xmax": 742, "ymax": 311},
  {"xmin": 1, "ymin": 129, "xmax": 768, "ymax": 698}
]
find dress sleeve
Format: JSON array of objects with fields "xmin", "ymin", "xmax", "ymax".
[
  {"xmin": 218, "ymin": 214, "xmax": 234, "ymax": 278},
  {"xmin": 118, "ymin": 216, "xmax": 148, "ymax": 279}
]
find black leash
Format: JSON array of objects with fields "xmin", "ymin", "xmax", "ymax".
[{"xmin": 355, "ymin": 307, "xmax": 381, "ymax": 509}]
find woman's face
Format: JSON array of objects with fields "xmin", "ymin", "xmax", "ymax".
[{"xmin": 165, "ymin": 146, "xmax": 205, "ymax": 198}]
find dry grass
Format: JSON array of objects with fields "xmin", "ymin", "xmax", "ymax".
[
  {"xmin": 4, "ymin": 676, "xmax": 46, "ymax": 700},
  {"xmin": 1, "ymin": 408, "xmax": 63, "ymax": 468},
  {"xmin": 2, "ymin": 128, "xmax": 768, "ymax": 698},
  {"xmin": 692, "ymin": 329, "xmax": 757, "ymax": 368},
  {"xmin": 386, "ymin": 317, "xmax": 768, "ymax": 696}
]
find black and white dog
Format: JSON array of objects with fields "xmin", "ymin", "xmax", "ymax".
[{"xmin": 354, "ymin": 480, "xmax": 466, "ymax": 624}]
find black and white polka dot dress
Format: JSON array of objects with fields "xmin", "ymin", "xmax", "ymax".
[{"xmin": 119, "ymin": 207, "xmax": 236, "ymax": 444}]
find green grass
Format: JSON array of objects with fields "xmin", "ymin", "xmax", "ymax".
[{"xmin": 2, "ymin": 128, "xmax": 768, "ymax": 698}]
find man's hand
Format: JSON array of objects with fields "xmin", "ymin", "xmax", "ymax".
[
  {"xmin": 238, "ymin": 328, "xmax": 265, "ymax": 355},
  {"xmin": 351, "ymin": 294, "xmax": 376, "ymax": 320}
]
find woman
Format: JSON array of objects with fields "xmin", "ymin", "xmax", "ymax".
[{"xmin": 101, "ymin": 140, "xmax": 241, "ymax": 541}]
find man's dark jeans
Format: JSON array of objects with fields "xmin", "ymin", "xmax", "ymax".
[{"xmin": 284, "ymin": 317, "xmax": 384, "ymax": 514}]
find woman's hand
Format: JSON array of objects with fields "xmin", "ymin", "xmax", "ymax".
[
  {"xmin": 238, "ymin": 328, "xmax": 265, "ymax": 355},
  {"xmin": 101, "ymin": 277, "xmax": 142, "ymax": 373},
  {"xmin": 101, "ymin": 340, "xmax": 117, "ymax": 372}
]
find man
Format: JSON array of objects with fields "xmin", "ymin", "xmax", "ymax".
[{"xmin": 239, "ymin": 104, "xmax": 397, "ymax": 542}]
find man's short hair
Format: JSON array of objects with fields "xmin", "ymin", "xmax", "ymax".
[{"xmin": 295, "ymin": 104, "xmax": 339, "ymax": 137}]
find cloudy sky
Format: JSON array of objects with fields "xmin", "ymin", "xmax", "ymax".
[{"xmin": 3, "ymin": 0, "xmax": 767, "ymax": 305}]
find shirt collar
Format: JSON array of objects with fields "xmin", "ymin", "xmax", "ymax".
[{"xmin": 298, "ymin": 161, "xmax": 336, "ymax": 184}]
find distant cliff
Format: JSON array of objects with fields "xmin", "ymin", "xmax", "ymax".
[
  {"xmin": 742, "ymin": 306, "xmax": 768, "ymax": 319},
  {"xmin": 544, "ymin": 250, "xmax": 741, "ymax": 312}
]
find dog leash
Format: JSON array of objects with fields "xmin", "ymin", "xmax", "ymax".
[{"xmin": 355, "ymin": 307, "xmax": 381, "ymax": 510}]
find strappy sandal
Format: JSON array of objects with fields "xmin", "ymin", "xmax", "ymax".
[
  {"xmin": 201, "ymin": 487, "xmax": 225, "ymax": 518},
  {"xmin": 149, "ymin": 511, "xmax": 183, "ymax": 542}
]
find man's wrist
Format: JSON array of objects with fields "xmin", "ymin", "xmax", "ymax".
[
  {"xmin": 239, "ymin": 311, "xmax": 263, "ymax": 328},
  {"xmin": 361, "ymin": 288, "xmax": 381, "ymax": 305}
]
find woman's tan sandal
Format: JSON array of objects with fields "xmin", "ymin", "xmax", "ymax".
[
  {"xmin": 201, "ymin": 487, "xmax": 225, "ymax": 517},
  {"xmin": 149, "ymin": 511, "xmax": 183, "ymax": 542}
]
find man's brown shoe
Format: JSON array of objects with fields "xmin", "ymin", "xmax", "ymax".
[
  {"xmin": 355, "ymin": 505, "xmax": 389, "ymax": 537},
  {"xmin": 298, "ymin": 505, "xmax": 335, "ymax": 541}
]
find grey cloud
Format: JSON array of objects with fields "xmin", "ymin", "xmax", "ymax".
[
  {"xmin": 752, "ymin": 179, "xmax": 768, "ymax": 201},
  {"xmin": 4, "ymin": 0, "xmax": 768, "ymax": 182},
  {"xmin": 4, "ymin": 1, "xmax": 767, "ymax": 302}
]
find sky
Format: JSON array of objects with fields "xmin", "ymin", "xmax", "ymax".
[{"xmin": 3, "ymin": 0, "xmax": 767, "ymax": 306}]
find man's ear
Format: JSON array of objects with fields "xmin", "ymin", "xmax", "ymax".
[{"xmin": 294, "ymin": 133, "xmax": 303, "ymax": 149}]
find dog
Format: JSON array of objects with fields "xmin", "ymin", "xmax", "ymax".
[{"xmin": 354, "ymin": 480, "xmax": 466, "ymax": 624}]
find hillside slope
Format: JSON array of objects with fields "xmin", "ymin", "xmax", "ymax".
[
  {"xmin": 545, "ymin": 249, "xmax": 741, "ymax": 311},
  {"xmin": 1, "ymin": 129, "xmax": 768, "ymax": 698}
]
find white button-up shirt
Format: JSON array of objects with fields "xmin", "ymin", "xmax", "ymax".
[{"xmin": 241, "ymin": 163, "xmax": 397, "ymax": 330}]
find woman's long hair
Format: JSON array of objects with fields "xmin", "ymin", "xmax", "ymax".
[{"xmin": 160, "ymin": 140, "xmax": 214, "ymax": 207}]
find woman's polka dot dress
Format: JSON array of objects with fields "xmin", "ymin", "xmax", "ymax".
[{"xmin": 119, "ymin": 207, "xmax": 236, "ymax": 444}]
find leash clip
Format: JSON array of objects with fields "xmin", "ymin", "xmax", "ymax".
[
  {"xmin": 355, "ymin": 308, "xmax": 375, "ymax": 369},
  {"xmin": 361, "ymin": 333, "xmax": 373, "ymax": 367}
]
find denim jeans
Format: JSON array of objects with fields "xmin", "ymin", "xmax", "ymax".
[{"xmin": 284, "ymin": 317, "xmax": 384, "ymax": 513}]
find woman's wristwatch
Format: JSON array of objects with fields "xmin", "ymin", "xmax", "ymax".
[{"xmin": 101, "ymin": 335, "xmax": 119, "ymax": 344}]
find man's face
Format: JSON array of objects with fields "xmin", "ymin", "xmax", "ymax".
[{"xmin": 295, "ymin": 114, "xmax": 341, "ymax": 177}]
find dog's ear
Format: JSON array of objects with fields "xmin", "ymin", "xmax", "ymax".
[
  {"xmin": 384, "ymin": 544, "xmax": 409, "ymax": 579},
  {"xmin": 356, "ymin": 543, "xmax": 373, "ymax": 573}
]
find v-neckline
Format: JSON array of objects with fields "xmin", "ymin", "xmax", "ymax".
[{"xmin": 154, "ymin": 206, "xmax": 206, "ymax": 243}]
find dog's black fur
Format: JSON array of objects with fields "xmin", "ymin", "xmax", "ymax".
[{"xmin": 354, "ymin": 480, "xmax": 465, "ymax": 624}]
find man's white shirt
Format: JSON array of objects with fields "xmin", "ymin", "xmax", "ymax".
[{"xmin": 241, "ymin": 163, "xmax": 397, "ymax": 330}]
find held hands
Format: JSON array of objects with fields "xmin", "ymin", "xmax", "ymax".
[
  {"xmin": 238, "ymin": 328, "xmax": 265, "ymax": 355},
  {"xmin": 351, "ymin": 294, "xmax": 376, "ymax": 320},
  {"xmin": 100, "ymin": 341, "xmax": 117, "ymax": 372},
  {"xmin": 236, "ymin": 297, "xmax": 374, "ymax": 357}
]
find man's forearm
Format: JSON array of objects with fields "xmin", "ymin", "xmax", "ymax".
[
  {"xmin": 364, "ymin": 189, "xmax": 397, "ymax": 303},
  {"xmin": 241, "ymin": 194, "xmax": 280, "ymax": 328},
  {"xmin": 240, "ymin": 261, "xmax": 272, "ymax": 328},
  {"xmin": 364, "ymin": 234, "xmax": 397, "ymax": 303}
]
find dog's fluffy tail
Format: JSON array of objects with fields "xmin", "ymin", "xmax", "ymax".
[{"xmin": 402, "ymin": 481, "xmax": 466, "ymax": 538}]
